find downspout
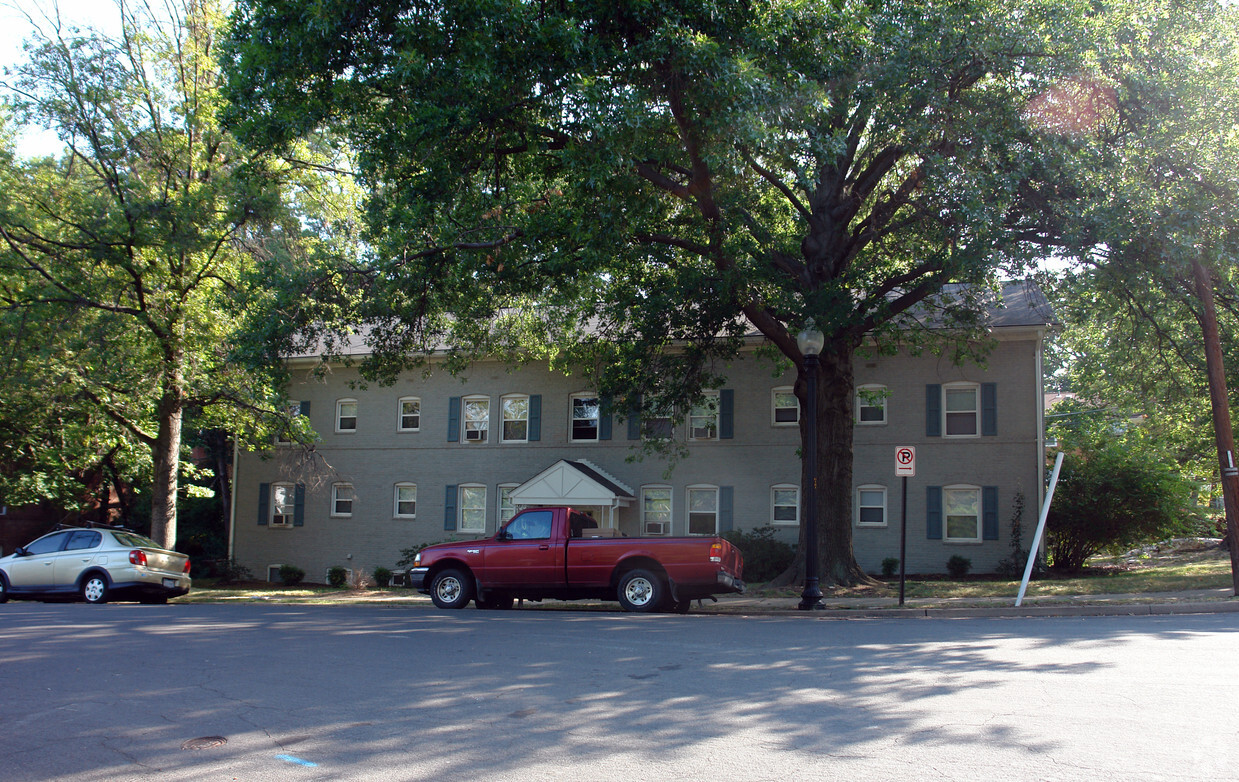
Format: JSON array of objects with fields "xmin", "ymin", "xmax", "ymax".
[{"xmin": 227, "ymin": 438, "xmax": 239, "ymax": 561}]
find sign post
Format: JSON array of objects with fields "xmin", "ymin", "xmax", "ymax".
[{"xmin": 895, "ymin": 447, "xmax": 915, "ymax": 606}]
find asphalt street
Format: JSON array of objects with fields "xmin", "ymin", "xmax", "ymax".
[{"xmin": 1, "ymin": 603, "xmax": 1236, "ymax": 781}]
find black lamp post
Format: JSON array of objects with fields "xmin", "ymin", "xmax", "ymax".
[{"xmin": 797, "ymin": 323, "xmax": 825, "ymax": 611}]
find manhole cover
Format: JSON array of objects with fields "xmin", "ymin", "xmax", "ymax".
[{"xmin": 181, "ymin": 736, "xmax": 228, "ymax": 751}]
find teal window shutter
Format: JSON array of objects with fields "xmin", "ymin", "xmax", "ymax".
[
  {"xmin": 981, "ymin": 383, "xmax": 998, "ymax": 436},
  {"xmin": 258, "ymin": 483, "xmax": 269, "ymax": 526},
  {"xmin": 719, "ymin": 486, "xmax": 734, "ymax": 532},
  {"xmin": 982, "ymin": 486, "xmax": 999, "ymax": 540},
  {"xmin": 627, "ymin": 395, "xmax": 642, "ymax": 440},
  {"xmin": 926, "ymin": 486, "xmax": 943, "ymax": 539},
  {"xmin": 926, "ymin": 385, "xmax": 942, "ymax": 437},
  {"xmin": 719, "ymin": 389, "xmax": 734, "ymax": 439},
  {"xmin": 599, "ymin": 394, "xmax": 613, "ymax": 440},
  {"xmin": 293, "ymin": 484, "xmax": 306, "ymax": 527},
  {"xmin": 444, "ymin": 485, "xmax": 458, "ymax": 531},
  {"xmin": 528, "ymin": 395, "xmax": 542, "ymax": 441},
  {"xmin": 447, "ymin": 397, "xmax": 461, "ymax": 442}
]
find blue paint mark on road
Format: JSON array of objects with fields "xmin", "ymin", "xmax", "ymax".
[{"xmin": 275, "ymin": 754, "xmax": 319, "ymax": 768}]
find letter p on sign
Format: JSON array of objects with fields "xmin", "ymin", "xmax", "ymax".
[{"xmin": 895, "ymin": 446, "xmax": 916, "ymax": 477}]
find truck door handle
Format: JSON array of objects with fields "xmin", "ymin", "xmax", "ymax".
[{"xmin": 538, "ymin": 545, "xmax": 550, "ymax": 551}]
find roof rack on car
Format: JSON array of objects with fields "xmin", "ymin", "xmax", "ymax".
[{"xmin": 53, "ymin": 520, "xmax": 135, "ymax": 532}]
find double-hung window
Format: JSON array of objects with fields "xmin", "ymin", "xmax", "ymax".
[
  {"xmin": 270, "ymin": 483, "xmax": 296, "ymax": 526},
  {"xmin": 394, "ymin": 483, "xmax": 417, "ymax": 518},
  {"xmin": 462, "ymin": 397, "xmax": 490, "ymax": 443},
  {"xmin": 689, "ymin": 392, "xmax": 720, "ymax": 440},
  {"xmin": 498, "ymin": 484, "xmax": 519, "ymax": 524},
  {"xmin": 336, "ymin": 399, "xmax": 358, "ymax": 433},
  {"xmin": 772, "ymin": 485, "xmax": 799, "ymax": 525},
  {"xmin": 571, "ymin": 395, "xmax": 600, "ymax": 441},
  {"xmin": 458, "ymin": 485, "xmax": 487, "ymax": 533},
  {"xmin": 642, "ymin": 487, "xmax": 672, "ymax": 536},
  {"xmin": 331, "ymin": 483, "xmax": 354, "ymax": 517},
  {"xmin": 944, "ymin": 486, "xmax": 981, "ymax": 541},
  {"xmin": 501, "ymin": 395, "xmax": 529, "ymax": 442},
  {"xmin": 857, "ymin": 485, "xmax": 887, "ymax": 527},
  {"xmin": 772, "ymin": 387, "xmax": 799, "ymax": 426},
  {"xmin": 687, "ymin": 486, "xmax": 719, "ymax": 535},
  {"xmin": 944, "ymin": 384, "xmax": 979, "ymax": 436},
  {"xmin": 856, "ymin": 385, "xmax": 888, "ymax": 425},
  {"xmin": 398, "ymin": 397, "xmax": 421, "ymax": 432}
]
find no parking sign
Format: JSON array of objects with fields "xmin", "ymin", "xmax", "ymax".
[{"xmin": 895, "ymin": 446, "xmax": 916, "ymax": 477}]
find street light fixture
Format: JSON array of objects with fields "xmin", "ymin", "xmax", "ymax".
[{"xmin": 796, "ymin": 322, "xmax": 825, "ymax": 611}]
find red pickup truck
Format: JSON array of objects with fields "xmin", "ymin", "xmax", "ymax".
[{"xmin": 408, "ymin": 506, "xmax": 745, "ymax": 612}]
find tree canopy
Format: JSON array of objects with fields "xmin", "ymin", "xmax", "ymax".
[{"xmin": 222, "ymin": 0, "xmax": 1097, "ymax": 584}]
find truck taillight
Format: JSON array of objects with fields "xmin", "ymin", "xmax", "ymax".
[
  {"xmin": 129, "ymin": 550, "xmax": 147, "ymax": 566},
  {"xmin": 709, "ymin": 542, "xmax": 723, "ymax": 563},
  {"xmin": 184, "ymin": 559, "xmax": 192, "ymax": 574}
]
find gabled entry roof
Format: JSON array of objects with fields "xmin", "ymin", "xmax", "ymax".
[{"xmin": 510, "ymin": 459, "xmax": 635, "ymax": 508}]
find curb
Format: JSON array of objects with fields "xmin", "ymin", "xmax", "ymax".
[{"xmin": 699, "ymin": 600, "xmax": 1239, "ymax": 619}]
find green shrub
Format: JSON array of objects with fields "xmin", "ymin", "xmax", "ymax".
[
  {"xmin": 373, "ymin": 567, "xmax": 392, "ymax": 588},
  {"xmin": 215, "ymin": 558, "xmax": 252, "ymax": 585},
  {"xmin": 946, "ymin": 555, "xmax": 971, "ymax": 578},
  {"xmin": 880, "ymin": 557, "xmax": 900, "ymax": 577},
  {"xmin": 278, "ymin": 564, "xmax": 305, "ymax": 587},
  {"xmin": 721, "ymin": 527, "xmax": 795, "ymax": 583},
  {"xmin": 327, "ymin": 566, "xmax": 349, "ymax": 587}
]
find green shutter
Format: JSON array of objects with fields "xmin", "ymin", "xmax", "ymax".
[
  {"xmin": 982, "ymin": 486, "xmax": 999, "ymax": 540},
  {"xmin": 926, "ymin": 385, "xmax": 942, "ymax": 437},
  {"xmin": 718, "ymin": 486, "xmax": 734, "ymax": 532},
  {"xmin": 627, "ymin": 395, "xmax": 641, "ymax": 440},
  {"xmin": 444, "ymin": 485, "xmax": 457, "ymax": 531},
  {"xmin": 447, "ymin": 397, "xmax": 461, "ymax": 442},
  {"xmin": 528, "ymin": 395, "xmax": 542, "ymax": 441},
  {"xmin": 298, "ymin": 400, "xmax": 311, "ymax": 417},
  {"xmin": 293, "ymin": 484, "xmax": 306, "ymax": 527},
  {"xmin": 926, "ymin": 486, "xmax": 943, "ymax": 539},
  {"xmin": 981, "ymin": 383, "xmax": 998, "ymax": 436},
  {"xmin": 719, "ymin": 389, "xmax": 734, "ymax": 440},
  {"xmin": 257, "ymin": 483, "xmax": 269, "ymax": 526}
]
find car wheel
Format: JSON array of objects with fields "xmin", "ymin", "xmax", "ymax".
[
  {"xmin": 617, "ymin": 569, "xmax": 664, "ymax": 613},
  {"xmin": 475, "ymin": 592, "xmax": 514, "ymax": 610},
  {"xmin": 429, "ymin": 568, "xmax": 474, "ymax": 610},
  {"xmin": 81, "ymin": 574, "xmax": 110, "ymax": 604},
  {"xmin": 0, "ymin": 573, "xmax": 8, "ymax": 604}
]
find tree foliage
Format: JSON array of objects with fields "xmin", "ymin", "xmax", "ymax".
[
  {"xmin": 0, "ymin": 0, "xmax": 293, "ymax": 545},
  {"xmin": 223, "ymin": 0, "xmax": 1093, "ymax": 585},
  {"xmin": 1046, "ymin": 406, "xmax": 1196, "ymax": 570}
]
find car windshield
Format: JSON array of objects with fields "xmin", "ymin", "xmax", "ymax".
[{"xmin": 111, "ymin": 531, "xmax": 162, "ymax": 549}]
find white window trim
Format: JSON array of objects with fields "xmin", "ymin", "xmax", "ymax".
[
  {"xmin": 943, "ymin": 484, "xmax": 983, "ymax": 542},
  {"xmin": 688, "ymin": 391, "xmax": 720, "ymax": 441},
  {"xmin": 686, "ymin": 484, "xmax": 720, "ymax": 536},
  {"xmin": 772, "ymin": 386, "xmax": 799, "ymax": 426},
  {"xmin": 270, "ymin": 483, "xmax": 295, "ymax": 527},
  {"xmin": 458, "ymin": 484, "xmax": 487, "ymax": 533},
  {"xmin": 500, "ymin": 394, "xmax": 531, "ymax": 444},
  {"xmin": 331, "ymin": 483, "xmax": 354, "ymax": 518},
  {"xmin": 397, "ymin": 397, "xmax": 421, "ymax": 432},
  {"xmin": 771, "ymin": 484, "xmax": 800, "ymax": 526},
  {"xmin": 335, "ymin": 398, "xmax": 358, "ymax": 434},
  {"xmin": 393, "ymin": 483, "xmax": 417, "ymax": 519},
  {"xmin": 641, "ymin": 485, "xmax": 673, "ymax": 536},
  {"xmin": 498, "ymin": 483, "xmax": 520, "ymax": 524},
  {"xmin": 267, "ymin": 565, "xmax": 286, "ymax": 583},
  {"xmin": 570, "ymin": 392, "xmax": 601, "ymax": 442},
  {"xmin": 855, "ymin": 384, "xmax": 888, "ymax": 426},
  {"xmin": 462, "ymin": 396, "xmax": 490, "ymax": 444},
  {"xmin": 856, "ymin": 484, "xmax": 888, "ymax": 527},
  {"xmin": 943, "ymin": 383, "xmax": 981, "ymax": 439}
]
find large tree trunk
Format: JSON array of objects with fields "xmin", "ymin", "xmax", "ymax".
[
  {"xmin": 149, "ymin": 388, "xmax": 184, "ymax": 550},
  {"xmin": 769, "ymin": 339, "xmax": 874, "ymax": 588}
]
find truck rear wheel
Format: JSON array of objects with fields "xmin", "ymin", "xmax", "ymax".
[
  {"xmin": 617, "ymin": 569, "xmax": 664, "ymax": 613},
  {"xmin": 430, "ymin": 568, "xmax": 474, "ymax": 610}
]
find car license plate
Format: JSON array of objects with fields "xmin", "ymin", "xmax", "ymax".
[{"xmin": 162, "ymin": 578, "xmax": 177, "ymax": 588}]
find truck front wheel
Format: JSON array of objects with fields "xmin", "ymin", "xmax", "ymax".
[
  {"xmin": 617, "ymin": 569, "xmax": 664, "ymax": 613},
  {"xmin": 430, "ymin": 568, "xmax": 474, "ymax": 610}
]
